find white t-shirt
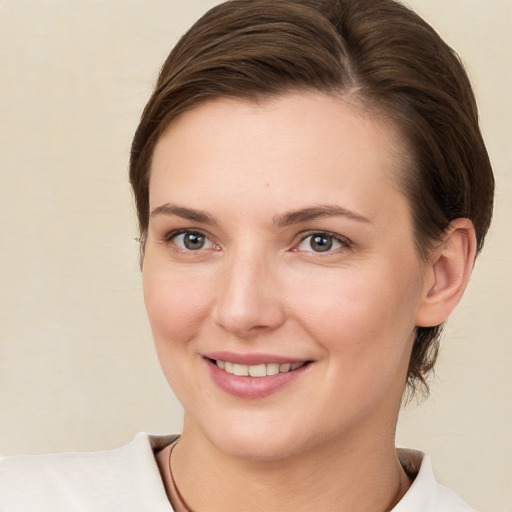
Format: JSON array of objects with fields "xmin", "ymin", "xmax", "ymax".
[{"xmin": 0, "ymin": 433, "xmax": 474, "ymax": 511}]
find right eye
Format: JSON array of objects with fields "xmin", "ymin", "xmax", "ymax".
[{"xmin": 170, "ymin": 230, "xmax": 215, "ymax": 251}]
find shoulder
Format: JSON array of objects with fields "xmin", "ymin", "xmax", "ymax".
[
  {"xmin": 394, "ymin": 448, "xmax": 475, "ymax": 512},
  {"xmin": 0, "ymin": 432, "xmax": 177, "ymax": 512}
]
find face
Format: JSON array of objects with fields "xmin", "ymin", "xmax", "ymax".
[{"xmin": 143, "ymin": 92, "xmax": 430, "ymax": 460}]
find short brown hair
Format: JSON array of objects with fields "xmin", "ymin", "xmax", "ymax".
[{"xmin": 130, "ymin": 0, "xmax": 494, "ymax": 394}]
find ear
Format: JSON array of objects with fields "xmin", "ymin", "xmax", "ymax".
[{"xmin": 415, "ymin": 218, "xmax": 477, "ymax": 328}]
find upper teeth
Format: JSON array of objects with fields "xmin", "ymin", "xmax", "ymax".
[{"xmin": 216, "ymin": 360, "xmax": 305, "ymax": 377}]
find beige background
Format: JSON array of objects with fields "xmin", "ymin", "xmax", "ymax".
[{"xmin": 0, "ymin": 1, "xmax": 510, "ymax": 510}]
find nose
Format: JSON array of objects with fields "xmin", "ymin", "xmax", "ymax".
[{"xmin": 212, "ymin": 249, "xmax": 286, "ymax": 338}]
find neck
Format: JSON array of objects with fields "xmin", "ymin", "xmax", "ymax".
[{"xmin": 159, "ymin": 416, "xmax": 411, "ymax": 512}]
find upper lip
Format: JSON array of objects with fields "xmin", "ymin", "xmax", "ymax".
[{"xmin": 203, "ymin": 351, "xmax": 309, "ymax": 366}]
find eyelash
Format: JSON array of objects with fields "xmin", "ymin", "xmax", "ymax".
[
  {"xmin": 293, "ymin": 231, "xmax": 351, "ymax": 254},
  {"xmin": 164, "ymin": 229, "xmax": 219, "ymax": 252},
  {"xmin": 163, "ymin": 229, "xmax": 351, "ymax": 255}
]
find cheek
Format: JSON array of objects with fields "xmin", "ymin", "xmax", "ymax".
[
  {"xmin": 290, "ymin": 267, "xmax": 420, "ymax": 420},
  {"xmin": 142, "ymin": 266, "xmax": 218, "ymax": 404},
  {"xmin": 142, "ymin": 268, "xmax": 211, "ymax": 351},
  {"xmin": 289, "ymin": 263, "xmax": 421, "ymax": 359}
]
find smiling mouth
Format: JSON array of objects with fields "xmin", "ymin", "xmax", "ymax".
[{"xmin": 210, "ymin": 359, "xmax": 308, "ymax": 377}]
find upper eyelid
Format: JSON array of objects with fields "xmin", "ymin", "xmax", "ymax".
[
  {"xmin": 161, "ymin": 227, "xmax": 350, "ymax": 249},
  {"xmin": 297, "ymin": 230, "xmax": 351, "ymax": 244},
  {"xmin": 163, "ymin": 228, "xmax": 218, "ymax": 248},
  {"xmin": 291, "ymin": 232, "xmax": 352, "ymax": 255},
  {"xmin": 164, "ymin": 229, "xmax": 220, "ymax": 254},
  {"xmin": 164, "ymin": 227, "xmax": 212, "ymax": 240}
]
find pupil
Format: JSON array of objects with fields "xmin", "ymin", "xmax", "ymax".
[
  {"xmin": 311, "ymin": 235, "xmax": 332, "ymax": 252},
  {"xmin": 184, "ymin": 233, "xmax": 204, "ymax": 250}
]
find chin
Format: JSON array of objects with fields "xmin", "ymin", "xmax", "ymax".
[
  {"xmin": 214, "ymin": 435, "xmax": 299, "ymax": 462},
  {"xmin": 196, "ymin": 414, "xmax": 308, "ymax": 462}
]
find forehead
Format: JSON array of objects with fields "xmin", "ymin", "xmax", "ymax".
[{"xmin": 150, "ymin": 92, "xmax": 408, "ymax": 217}]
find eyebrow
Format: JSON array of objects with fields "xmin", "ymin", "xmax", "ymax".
[
  {"xmin": 150, "ymin": 203, "xmax": 371, "ymax": 226},
  {"xmin": 150, "ymin": 204, "xmax": 216, "ymax": 224},
  {"xmin": 273, "ymin": 204, "xmax": 371, "ymax": 227}
]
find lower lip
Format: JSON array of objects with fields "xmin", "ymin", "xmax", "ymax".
[{"xmin": 205, "ymin": 359, "xmax": 310, "ymax": 399}]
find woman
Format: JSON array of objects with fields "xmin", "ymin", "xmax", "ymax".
[{"xmin": 0, "ymin": 0, "xmax": 494, "ymax": 510}]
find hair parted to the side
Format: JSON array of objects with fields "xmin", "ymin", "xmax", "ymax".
[{"xmin": 130, "ymin": 0, "xmax": 494, "ymax": 396}]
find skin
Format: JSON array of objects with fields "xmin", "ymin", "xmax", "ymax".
[{"xmin": 143, "ymin": 92, "xmax": 476, "ymax": 511}]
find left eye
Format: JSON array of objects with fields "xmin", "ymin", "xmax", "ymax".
[
  {"xmin": 296, "ymin": 233, "xmax": 345, "ymax": 253},
  {"xmin": 172, "ymin": 231, "xmax": 214, "ymax": 251}
]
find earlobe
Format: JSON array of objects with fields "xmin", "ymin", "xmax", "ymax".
[{"xmin": 415, "ymin": 218, "xmax": 477, "ymax": 327}]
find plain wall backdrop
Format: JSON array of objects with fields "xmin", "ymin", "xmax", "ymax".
[{"xmin": 0, "ymin": 1, "xmax": 511, "ymax": 510}]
